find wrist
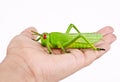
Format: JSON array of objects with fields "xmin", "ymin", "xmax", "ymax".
[{"xmin": 0, "ymin": 55, "xmax": 35, "ymax": 82}]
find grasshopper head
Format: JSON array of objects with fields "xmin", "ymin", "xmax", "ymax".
[
  {"xmin": 32, "ymin": 31, "xmax": 49, "ymax": 47},
  {"xmin": 41, "ymin": 32, "xmax": 49, "ymax": 46}
]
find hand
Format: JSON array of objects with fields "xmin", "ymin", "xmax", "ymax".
[{"xmin": 0, "ymin": 26, "xmax": 116, "ymax": 82}]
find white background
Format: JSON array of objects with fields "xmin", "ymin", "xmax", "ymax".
[{"xmin": 0, "ymin": 0, "xmax": 120, "ymax": 82}]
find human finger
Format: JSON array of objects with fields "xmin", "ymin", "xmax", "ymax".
[{"xmin": 97, "ymin": 26, "xmax": 114, "ymax": 36}]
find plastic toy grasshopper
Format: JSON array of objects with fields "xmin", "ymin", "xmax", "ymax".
[{"xmin": 32, "ymin": 24, "xmax": 105, "ymax": 54}]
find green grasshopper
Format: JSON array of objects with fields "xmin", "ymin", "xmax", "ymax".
[{"xmin": 32, "ymin": 24, "xmax": 105, "ymax": 54}]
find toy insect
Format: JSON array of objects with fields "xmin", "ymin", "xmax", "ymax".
[{"xmin": 32, "ymin": 24, "xmax": 105, "ymax": 54}]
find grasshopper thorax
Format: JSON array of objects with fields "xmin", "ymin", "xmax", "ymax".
[{"xmin": 41, "ymin": 32, "xmax": 49, "ymax": 46}]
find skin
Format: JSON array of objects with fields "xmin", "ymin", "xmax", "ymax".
[{"xmin": 0, "ymin": 26, "xmax": 116, "ymax": 82}]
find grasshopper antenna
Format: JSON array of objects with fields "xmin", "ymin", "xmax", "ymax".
[
  {"xmin": 31, "ymin": 31, "xmax": 42, "ymax": 41},
  {"xmin": 31, "ymin": 31, "xmax": 42, "ymax": 36}
]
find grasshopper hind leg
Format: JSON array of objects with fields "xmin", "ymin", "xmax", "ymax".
[
  {"xmin": 66, "ymin": 24, "xmax": 80, "ymax": 33},
  {"xmin": 97, "ymin": 48, "xmax": 105, "ymax": 51},
  {"xmin": 65, "ymin": 24, "xmax": 105, "ymax": 51}
]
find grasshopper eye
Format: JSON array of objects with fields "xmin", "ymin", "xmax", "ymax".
[{"xmin": 43, "ymin": 34, "xmax": 47, "ymax": 39}]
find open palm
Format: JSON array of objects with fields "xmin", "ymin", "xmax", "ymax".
[{"xmin": 6, "ymin": 26, "xmax": 116, "ymax": 82}]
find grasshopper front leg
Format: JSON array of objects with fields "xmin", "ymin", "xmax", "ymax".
[
  {"xmin": 65, "ymin": 24, "xmax": 104, "ymax": 50},
  {"xmin": 47, "ymin": 42, "xmax": 53, "ymax": 54}
]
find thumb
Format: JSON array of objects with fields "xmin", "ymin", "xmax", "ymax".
[{"xmin": 20, "ymin": 27, "xmax": 37, "ymax": 39}]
